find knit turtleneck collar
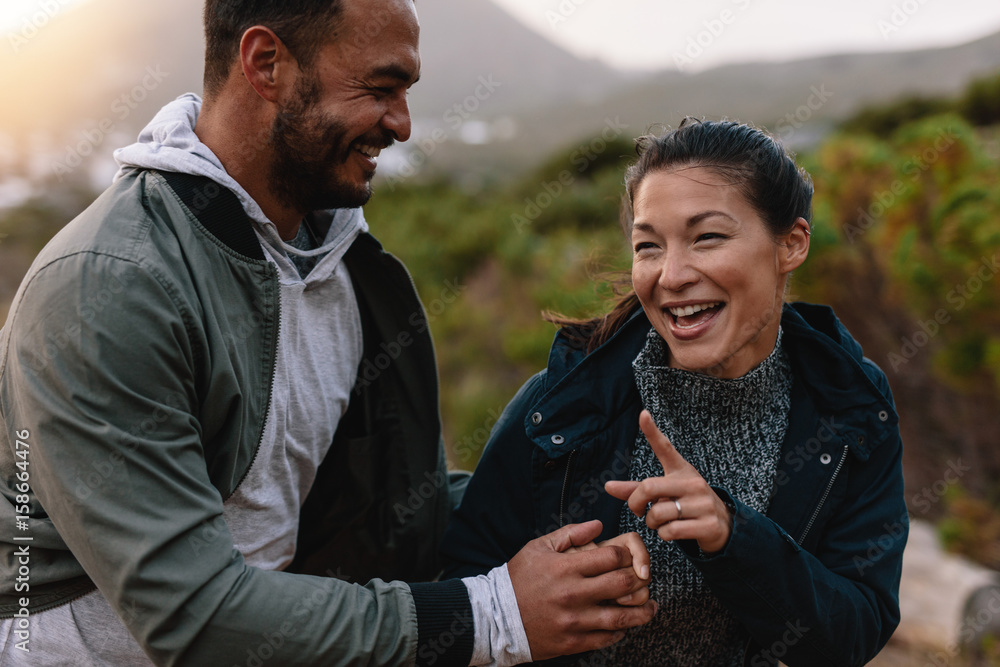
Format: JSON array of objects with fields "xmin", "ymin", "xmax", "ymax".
[{"xmin": 633, "ymin": 326, "xmax": 787, "ymax": 400}]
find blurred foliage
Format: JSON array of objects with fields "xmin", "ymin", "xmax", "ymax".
[
  {"xmin": 939, "ymin": 485, "xmax": 1000, "ymax": 570},
  {"xmin": 799, "ymin": 114, "xmax": 1000, "ymax": 391},
  {"xmin": 839, "ymin": 69, "xmax": 1000, "ymax": 135}
]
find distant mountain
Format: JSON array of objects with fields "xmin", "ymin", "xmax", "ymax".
[
  {"xmin": 417, "ymin": 29, "xmax": 1000, "ymax": 182},
  {"xmin": 2, "ymin": 0, "xmax": 999, "ymax": 186},
  {"xmin": 406, "ymin": 0, "xmax": 630, "ymax": 119}
]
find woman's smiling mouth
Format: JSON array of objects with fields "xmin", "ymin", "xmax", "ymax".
[{"xmin": 667, "ymin": 301, "xmax": 725, "ymax": 330}]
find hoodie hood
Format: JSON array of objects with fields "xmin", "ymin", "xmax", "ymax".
[{"xmin": 113, "ymin": 93, "xmax": 367, "ymax": 264}]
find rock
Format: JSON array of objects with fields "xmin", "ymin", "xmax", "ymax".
[
  {"xmin": 892, "ymin": 519, "xmax": 999, "ymax": 659},
  {"xmin": 959, "ymin": 584, "xmax": 1000, "ymax": 665}
]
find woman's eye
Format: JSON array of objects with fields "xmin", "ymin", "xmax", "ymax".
[
  {"xmin": 634, "ymin": 242, "xmax": 656, "ymax": 252},
  {"xmin": 696, "ymin": 233, "xmax": 725, "ymax": 242}
]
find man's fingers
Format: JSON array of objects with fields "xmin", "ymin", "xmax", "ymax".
[
  {"xmin": 545, "ymin": 520, "xmax": 604, "ymax": 553},
  {"xmin": 615, "ymin": 584, "xmax": 650, "ymax": 607},
  {"xmin": 605, "ymin": 479, "xmax": 639, "ymax": 501},
  {"xmin": 576, "ymin": 599, "xmax": 658, "ymax": 636},
  {"xmin": 639, "ymin": 410, "xmax": 688, "ymax": 474},
  {"xmin": 564, "ymin": 541, "xmax": 599, "ymax": 554},
  {"xmin": 546, "ymin": 599, "xmax": 657, "ymax": 655},
  {"xmin": 574, "ymin": 561, "xmax": 652, "ymax": 605}
]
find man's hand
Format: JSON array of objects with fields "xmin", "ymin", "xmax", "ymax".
[
  {"xmin": 507, "ymin": 519, "xmax": 657, "ymax": 660},
  {"xmin": 605, "ymin": 410, "xmax": 734, "ymax": 554}
]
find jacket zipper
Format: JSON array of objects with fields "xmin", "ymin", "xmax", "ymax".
[
  {"xmin": 797, "ymin": 444, "xmax": 849, "ymax": 543},
  {"xmin": 558, "ymin": 450, "xmax": 578, "ymax": 527},
  {"xmin": 225, "ymin": 264, "xmax": 281, "ymax": 501}
]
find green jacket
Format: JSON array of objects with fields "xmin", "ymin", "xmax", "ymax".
[{"xmin": 0, "ymin": 170, "xmax": 473, "ymax": 665}]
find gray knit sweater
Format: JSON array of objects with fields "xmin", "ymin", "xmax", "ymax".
[{"xmin": 610, "ymin": 328, "xmax": 792, "ymax": 667}]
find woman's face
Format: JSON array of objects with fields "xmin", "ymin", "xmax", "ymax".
[{"xmin": 630, "ymin": 167, "xmax": 809, "ymax": 378}]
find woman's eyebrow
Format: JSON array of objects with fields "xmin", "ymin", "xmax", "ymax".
[
  {"xmin": 632, "ymin": 211, "xmax": 737, "ymax": 234},
  {"xmin": 687, "ymin": 210, "xmax": 737, "ymax": 227}
]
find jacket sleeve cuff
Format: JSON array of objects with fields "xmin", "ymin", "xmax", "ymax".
[{"xmin": 409, "ymin": 579, "xmax": 475, "ymax": 667}]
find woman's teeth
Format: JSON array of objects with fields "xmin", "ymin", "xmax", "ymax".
[{"xmin": 668, "ymin": 302, "xmax": 721, "ymax": 318}]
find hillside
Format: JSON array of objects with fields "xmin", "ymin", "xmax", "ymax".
[{"xmin": 416, "ymin": 29, "xmax": 1000, "ymax": 181}]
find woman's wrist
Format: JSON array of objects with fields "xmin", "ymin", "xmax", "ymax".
[{"xmin": 697, "ymin": 493, "xmax": 736, "ymax": 556}]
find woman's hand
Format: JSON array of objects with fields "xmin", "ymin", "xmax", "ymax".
[
  {"xmin": 566, "ymin": 531, "xmax": 651, "ymax": 606},
  {"xmin": 605, "ymin": 410, "xmax": 734, "ymax": 554}
]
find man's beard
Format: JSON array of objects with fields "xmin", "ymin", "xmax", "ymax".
[{"xmin": 269, "ymin": 74, "xmax": 388, "ymax": 213}]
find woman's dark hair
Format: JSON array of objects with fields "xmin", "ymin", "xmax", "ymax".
[
  {"xmin": 547, "ymin": 118, "xmax": 814, "ymax": 353},
  {"xmin": 203, "ymin": 0, "xmax": 344, "ymax": 99}
]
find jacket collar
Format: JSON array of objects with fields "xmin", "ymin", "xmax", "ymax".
[{"xmin": 525, "ymin": 302, "xmax": 898, "ymax": 462}]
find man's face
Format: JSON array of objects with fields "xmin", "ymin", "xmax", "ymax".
[{"xmin": 269, "ymin": 0, "xmax": 420, "ymax": 212}]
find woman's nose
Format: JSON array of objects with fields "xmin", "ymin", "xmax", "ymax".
[{"xmin": 657, "ymin": 251, "xmax": 699, "ymax": 292}]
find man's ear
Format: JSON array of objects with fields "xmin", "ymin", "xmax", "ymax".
[
  {"xmin": 778, "ymin": 217, "xmax": 811, "ymax": 274},
  {"xmin": 239, "ymin": 26, "xmax": 295, "ymax": 103}
]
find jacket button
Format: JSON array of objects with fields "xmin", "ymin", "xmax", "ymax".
[
  {"xmin": 878, "ymin": 410, "xmax": 888, "ymax": 422},
  {"xmin": 544, "ymin": 460, "xmax": 557, "ymax": 472},
  {"xmin": 551, "ymin": 434, "xmax": 565, "ymax": 445},
  {"xmin": 531, "ymin": 412, "xmax": 543, "ymax": 426},
  {"xmin": 820, "ymin": 453, "xmax": 832, "ymax": 465}
]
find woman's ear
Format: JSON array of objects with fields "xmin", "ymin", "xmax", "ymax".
[{"xmin": 778, "ymin": 217, "xmax": 811, "ymax": 274}]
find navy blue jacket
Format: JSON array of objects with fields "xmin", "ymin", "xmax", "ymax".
[{"xmin": 442, "ymin": 303, "xmax": 906, "ymax": 667}]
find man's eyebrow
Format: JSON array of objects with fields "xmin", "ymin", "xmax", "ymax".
[{"xmin": 369, "ymin": 64, "xmax": 420, "ymax": 86}]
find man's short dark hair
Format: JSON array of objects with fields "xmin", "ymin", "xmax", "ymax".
[{"xmin": 203, "ymin": 0, "xmax": 343, "ymax": 98}]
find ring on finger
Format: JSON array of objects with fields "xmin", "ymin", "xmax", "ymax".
[{"xmin": 673, "ymin": 498, "xmax": 683, "ymax": 520}]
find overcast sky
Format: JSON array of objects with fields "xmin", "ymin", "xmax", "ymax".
[
  {"xmin": 0, "ymin": 0, "xmax": 89, "ymax": 37},
  {"xmin": 490, "ymin": 0, "xmax": 1000, "ymax": 71}
]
